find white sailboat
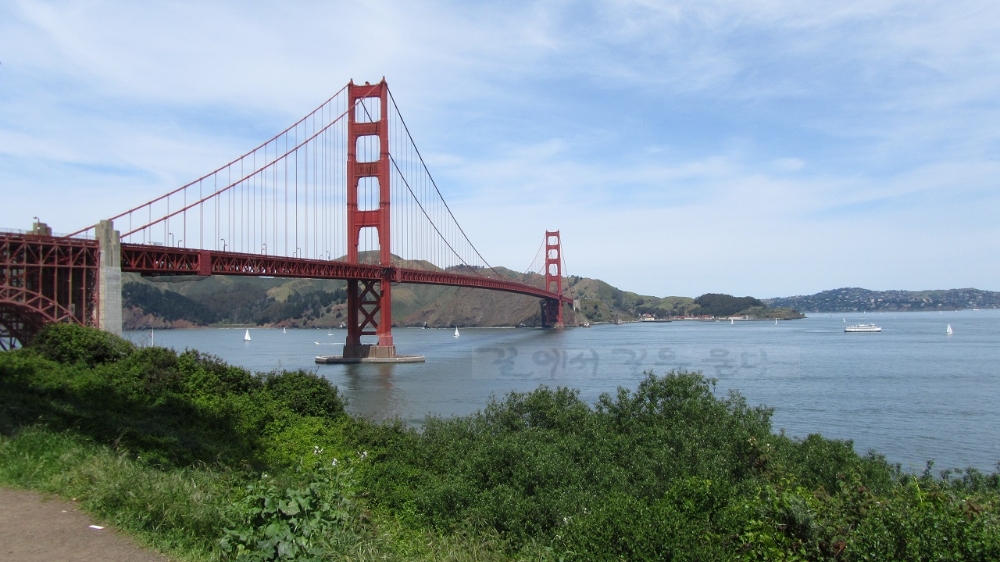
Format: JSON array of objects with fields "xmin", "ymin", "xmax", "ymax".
[
  {"xmin": 244, "ymin": 329, "xmax": 251, "ymax": 342},
  {"xmin": 283, "ymin": 327, "xmax": 287, "ymax": 334},
  {"xmin": 453, "ymin": 326, "xmax": 460, "ymax": 338},
  {"xmin": 946, "ymin": 324, "xmax": 953, "ymax": 336},
  {"xmin": 730, "ymin": 318, "xmax": 734, "ymax": 325}
]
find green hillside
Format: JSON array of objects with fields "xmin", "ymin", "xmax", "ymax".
[{"xmin": 121, "ymin": 267, "xmax": 801, "ymax": 329}]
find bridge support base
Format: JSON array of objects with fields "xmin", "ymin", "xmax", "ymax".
[
  {"xmin": 315, "ymin": 344, "xmax": 425, "ymax": 364},
  {"xmin": 96, "ymin": 220, "xmax": 122, "ymax": 336},
  {"xmin": 541, "ymin": 299, "xmax": 565, "ymax": 329}
]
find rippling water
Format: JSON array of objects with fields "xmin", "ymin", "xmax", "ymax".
[{"xmin": 128, "ymin": 309, "xmax": 1000, "ymax": 472}]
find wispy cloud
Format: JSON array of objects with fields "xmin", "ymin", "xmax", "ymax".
[{"xmin": 1, "ymin": 0, "xmax": 998, "ymax": 295}]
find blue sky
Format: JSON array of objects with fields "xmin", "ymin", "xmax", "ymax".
[{"xmin": 1, "ymin": 0, "xmax": 998, "ymax": 298}]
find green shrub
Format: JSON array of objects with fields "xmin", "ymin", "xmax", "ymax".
[
  {"xmin": 29, "ymin": 322, "xmax": 135, "ymax": 366},
  {"xmin": 108, "ymin": 345, "xmax": 184, "ymax": 398},
  {"xmin": 359, "ymin": 371, "xmax": 779, "ymax": 558},
  {"xmin": 5, "ymin": 336, "xmax": 1000, "ymax": 562},
  {"xmin": 0, "ymin": 327, "xmax": 349, "ymax": 471},
  {"xmin": 221, "ymin": 456, "xmax": 365, "ymax": 561},
  {"xmin": 177, "ymin": 350, "xmax": 261, "ymax": 398},
  {"xmin": 263, "ymin": 370, "xmax": 346, "ymax": 419},
  {"xmin": 772, "ymin": 433, "xmax": 874, "ymax": 493},
  {"xmin": 847, "ymin": 475, "xmax": 1000, "ymax": 560}
]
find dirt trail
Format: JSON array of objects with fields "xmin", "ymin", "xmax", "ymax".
[{"xmin": 0, "ymin": 487, "xmax": 172, "ymax": 562}]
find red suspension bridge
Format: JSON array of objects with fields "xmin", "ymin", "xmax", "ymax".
[{"xmin": 0, "ymin": 80, "xmax": 573, "ymax": 360}]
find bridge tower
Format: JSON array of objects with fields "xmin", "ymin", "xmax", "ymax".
[
  {"xmin": 344, "ymin": 79, "xmax": 397, "ymax": 360},
  {"xmin": 542, "ymin": 230, "xmax": 564, "ymax": 327}
]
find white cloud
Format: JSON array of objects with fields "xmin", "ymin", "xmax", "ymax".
[{"xmin": 1, "ymin": 0, "xmax": 998, "ymax": 295}]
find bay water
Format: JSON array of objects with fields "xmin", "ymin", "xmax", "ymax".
[{"xmin": 127, "ymin": 309, "xmax": 1000, "ymax": 472}]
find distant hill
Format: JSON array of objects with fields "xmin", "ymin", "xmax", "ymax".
[
  {"xmin": 568, "ymin": 279, "xmax": 802, "ymax": 323},
  {"xmin": 765, "ymin": 287, "xmax": 1000, "ymax": 312},
  {"xmin": 121, "ymin": 264, "xmax": 583, "ymax": 330},
  {"xmin": 120, "ymin": 265, "xmax": 803, "ymax": 329}
]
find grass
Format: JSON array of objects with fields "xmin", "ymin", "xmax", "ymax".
[{"xmin": 0, "ymin": 426, "xmax": 227, "ymax": 560}]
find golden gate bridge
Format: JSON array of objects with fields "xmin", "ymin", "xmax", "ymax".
[{"xmin": 0, "ymin": 80, "xmax": 572, "ymax": 361}]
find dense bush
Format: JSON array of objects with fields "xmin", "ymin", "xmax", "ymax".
[
  {"xmin": 356, "ymin": 371, "xmax": 1000, "ymax": 561},
  {"xmin": 263, "ymin": 369, "xmax": 346, "ymax": 418},
  {"xmin": 2, "ymin": 325, "xmax": 1000, "ymax": 561},
  {"xmin": 359, "ymin": 373, "xmax": 776, "ymax": 559},
  {"xmin": 694, "ymin": 293, "xmax": 764, "ymax": 317},
  {"xmin": 29, "ymin": 322, "xmax": 135, "ymax": 366},
  {"xmin": 0, "ymin": 326, "xmax": 347, "ymax": 469}
]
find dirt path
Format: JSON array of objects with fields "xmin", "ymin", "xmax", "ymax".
[{"xmin": 0, "ymin": 487, "xmax": 172, "ymax": 562}]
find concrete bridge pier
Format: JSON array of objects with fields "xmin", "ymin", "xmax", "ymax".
[{"xmin": 96, "ymin": 220, "xmax": 122, "ymax": 336}]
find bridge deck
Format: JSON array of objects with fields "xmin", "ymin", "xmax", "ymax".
[{"xmin": 120, "ymin": 243, "xmax": 573, "ymax": 305}]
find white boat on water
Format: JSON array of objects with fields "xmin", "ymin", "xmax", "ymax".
[
  {"xmin": 454, "ymin": 327, "xmax": 460, "ymax": 338},
  {"xmin": 947, "ymin": 324, "xmax": 953, "ymax": 335},
  {"xmin": 845, "ymin": 323, "xmax": 881, "ymax": 333},
  {"xmin": 244, "ymin": 329, "xmax": 252, "ymax": 341}
]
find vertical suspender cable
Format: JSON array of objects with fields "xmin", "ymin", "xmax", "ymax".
[
  {"xmin": 304, "ymin": 121, "xmax": 308, "ymax": 259},
  {"xmin": 295, "ymin": 128, "xmax": 299, "ymax": 257},
  {"xmin": 284, "ymin": 130, "xmax": 288, "ymax": 256}
]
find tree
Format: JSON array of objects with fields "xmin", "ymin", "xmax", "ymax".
[{"xmin": 693, "ymin": 293, "xmax": 763, "ymax": 317}]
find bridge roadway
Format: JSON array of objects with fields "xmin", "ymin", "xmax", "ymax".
[
  {"xmin": 0, "ymin": 231, "xmax": 570, "ymax": 350},
  {"xmin": 120, "ymin": 243, "xmax": 574, "ymax": 305}
]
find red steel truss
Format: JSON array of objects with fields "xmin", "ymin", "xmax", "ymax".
[
  {"xmin": 0, "ymin": 234, "xmax": 571, "ymax": 349},
  {"xmin": 120, "ymin": 245, "xmax": 386, "ymax": 279},
  {"xmin": 119, "ymin": 244, "xmax": 572, "ymax": 303},
  {"xmin": 0, "ymin": 234, "xmax": 99, "ymax": 348}
]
